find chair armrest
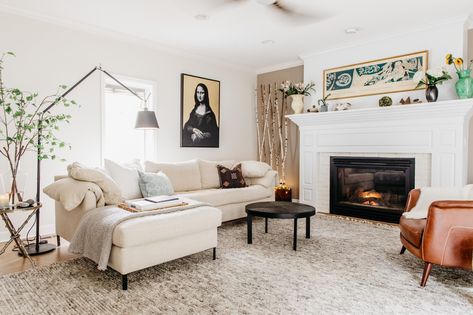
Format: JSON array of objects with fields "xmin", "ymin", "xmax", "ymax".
[
  {"xmin": 422, "ymin": 201, "xmax": 473, "ymax": 268},
  {"xmin": 404, "ymin": 189, "xmax": 421, "ymax": 212}
]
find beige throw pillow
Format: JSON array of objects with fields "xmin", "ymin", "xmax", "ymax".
[
  {"xmin": 144, "ymin": 160, "xmax": 202, "ymax": 192},
  {"xmin": 67, "ymin": 162, "xmax": 123, "ymax": 205},
  {"xmin": 43, "ymin": 177, "xmax": 105, "ymax": 211}
]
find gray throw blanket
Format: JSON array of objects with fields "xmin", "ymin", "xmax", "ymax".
[{"xmin": 69, "ymin": 198, "xmax": 207, "ymax": 270}]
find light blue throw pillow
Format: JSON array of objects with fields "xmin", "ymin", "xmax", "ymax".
[{"xmin": 138, "ymin": 171, "xmax": 174, "ymax": 197}]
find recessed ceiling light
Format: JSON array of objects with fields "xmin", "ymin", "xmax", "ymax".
[
  {"xmin": 261, "ymin": 39, "xmax": 275, "ymax": 45},
  {"xmin": 345, "ymin": 27, "xmax": 359, "ymax": 34},
  {"xmin": 195, "ymin": 14, "xmax": 208, "ymax": 21}
]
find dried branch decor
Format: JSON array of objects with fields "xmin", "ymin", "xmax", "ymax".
[{"xmin": 256, "ymin": 83, "xmax": 290, "ymax": 183}]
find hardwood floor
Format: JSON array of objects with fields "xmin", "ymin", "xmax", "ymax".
[{"xmin": 0, "ymin": 236, "xmax": 78, "ymax": 276}]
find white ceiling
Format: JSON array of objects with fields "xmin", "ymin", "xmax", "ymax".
[{"xmin": 1, "ymin": 0, "xmax": 473, "ymax": 71}]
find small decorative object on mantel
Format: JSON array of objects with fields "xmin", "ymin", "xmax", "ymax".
[
  {"xmin": 413, "ymin": 67, "xmax": 452, "ymax": 102},
  {"xmin": 307, "ymin": 104, "xmax": 319, "ymax": 113},
  {"xmin": 317, "ymin": 93, "xmax": 331, "ymax": 112},
  {"xmin": 445, "ymin": 53, "xmax": 473, "ymax": 99},
  {"xmin": 279, "ymin": 81, "xmax": 316, "ymax": 114},
  {"xmin": 378, "ymin": 96, "xmax": 393, "ymax": 107},
  {"xmin": 334, "ymin": 102, "xmax": 352, "ymax": 111},
  {"xmin": 399, "ymin": 97, "xmax": 422, "ymax": 105},
  {"xmin": 275, "ymin": 182, "xmax": 292, "ymax": 201}
]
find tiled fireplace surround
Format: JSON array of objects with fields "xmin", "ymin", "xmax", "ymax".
[{"xmin": 288, "ymin": 100, "xmax": 473, "ymax": 213}]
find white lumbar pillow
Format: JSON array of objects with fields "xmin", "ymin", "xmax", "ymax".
[
  {"xmin": 199, "ymin": 159, "xmax": 235, "ymax": 189},
  {"xmin": 403, "ymin": 184, "xmax": 473, "ymax": 219},
  {"xmin": 104, "ymin": 159, "xmax": 142, "ymax": 200},
  {"xmin": 240, "ymin": 161, "xmax": 272, "ymax": 178}
]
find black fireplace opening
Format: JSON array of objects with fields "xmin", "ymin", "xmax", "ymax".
[{"xmin": 330, "ymin": 157, "xmax": 415, "ymax": 223}]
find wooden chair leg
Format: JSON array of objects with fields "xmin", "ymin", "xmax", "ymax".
[
  {"xmin": 420, "ymin": 262, "xmax": 433, "ymax": 287},
  {"xmin": 400, "ymin": 246, "xmax": 406, "ymax": 254}
]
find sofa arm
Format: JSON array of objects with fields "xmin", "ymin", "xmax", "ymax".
[
  {"xmin": 422, "ymin": 201, "xmax": 473, "ymax": 268},
  {"xmin": 246, "ymin": 170, "xmax": 278, "ymax": 188}
]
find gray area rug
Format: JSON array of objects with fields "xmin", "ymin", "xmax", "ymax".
[{"xmin": 0, "ymin": 215, "xmax": 472, "ymax": 314}]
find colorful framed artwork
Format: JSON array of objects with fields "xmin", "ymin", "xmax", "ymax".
[
  {"xmin": 180, "ymin": 73, "xmax": 220, "ymax": 148},
  {"xmin": 323, "ymin": 51, "xmax": 428, "ymax": 100}
]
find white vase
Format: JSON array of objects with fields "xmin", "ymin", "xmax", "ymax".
[{"xmin": 290, "ymin": 94, "xmax": 304, "ymax": 114}]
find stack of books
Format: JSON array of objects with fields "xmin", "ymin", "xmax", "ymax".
[{"xmin": 120, "ymin": 196, "xmax": 187, "ymax": 212}]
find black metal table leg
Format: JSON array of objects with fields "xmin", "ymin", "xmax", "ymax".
[
  {"xmin": 213, "ymin": 247, "xmax": 216, "ymax": 260},
  {"xmin": 306, "ymin": 216, "xmax": 310, "ymax": 239},
  {"xmin": 293, "ymin": 218, "xmax": 297, "ymax": 251},
  {"xmin": 265, "ymin": 217, "xmax": 268, "ymax": 233},
  {"xmin": 122, "ymin": 274, "xmax": 128, "ymax": 290},
  {"xmin": 247, "ymin": 214, "xmax": 253, "ymax": 244}
]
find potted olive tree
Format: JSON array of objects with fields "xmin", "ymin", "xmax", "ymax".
[{"xmin": 0, "ymin": 52, "xmax": 76, "ymax": 206}]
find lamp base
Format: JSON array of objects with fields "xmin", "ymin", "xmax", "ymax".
[{"xmin": 20, "ymin": 243, "xmax": 56, "ymax": 256}]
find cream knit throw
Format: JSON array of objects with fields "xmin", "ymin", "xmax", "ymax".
[
  {"xmin": 69, "ymin": 198, "xmax": 208, "ymax": 270},
  {"xmin": 403, "ymin": 185, "xmax": 473, "ymax": 219}
]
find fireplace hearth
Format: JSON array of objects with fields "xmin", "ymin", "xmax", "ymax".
[{"xmin": 330, "ymin": 157, "xmax": 415, "ymax": 223}]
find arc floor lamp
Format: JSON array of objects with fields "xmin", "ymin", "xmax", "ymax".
[{"xmin": 26, "ymin": 66, "xmax": 159, "ymax": 255}]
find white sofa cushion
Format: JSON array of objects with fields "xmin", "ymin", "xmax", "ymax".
[
  {"xmin": 144, "ymin": 160, "xmax": 202, "ymax": 192},
  {"xmin": 112, "ymin": 206, "xmax": 221, "ymax": 248},
  {"xmin": 177, "ymin": 185, "xmax": 272, "ymax": 207},
  {"xmin": 199, "ymin": 159, "xmax": 235, "ymax": 189},
  {"xmin": 241, "ymin": 161, "xmax": 272, "ymax": 178},
  {"xmin": 104, "ymin": 159, "xmax": 142, "ymax": 200}
]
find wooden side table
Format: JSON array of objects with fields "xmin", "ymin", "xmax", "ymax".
[{"xmin": 0, "ymin": 203, "xmax": 42, "ymax": 266}]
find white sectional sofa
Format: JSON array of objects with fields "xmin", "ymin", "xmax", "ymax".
[
  {"xmin": 144, "ymin": 159, "xmax": 277, "ymax": 222},
  {"xmin": 49, "ymin": 159, "xmax": 276, "ymax": 289}
]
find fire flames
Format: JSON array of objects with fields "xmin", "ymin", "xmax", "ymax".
[{"xmin": 358, "ymin": 190, "xmax": 383, "ymax": 206}]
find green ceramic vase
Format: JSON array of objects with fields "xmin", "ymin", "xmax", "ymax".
[{"xmin": 455, "ymin": 70, "xmax": 473, "ymax": 99}]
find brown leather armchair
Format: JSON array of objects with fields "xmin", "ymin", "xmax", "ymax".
[{"xmin": 399, "ymin": 189, "xmax": 473, "ymax": 286}]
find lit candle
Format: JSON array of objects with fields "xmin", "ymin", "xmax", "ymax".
[{"xmin": 0, "ymin": 193, "xmax": 9, "ymax": 208}]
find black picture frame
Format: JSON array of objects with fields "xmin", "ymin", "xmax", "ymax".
[{"xmin": 180, "ymin": 73, "xmax": 220, "ymax": 148}]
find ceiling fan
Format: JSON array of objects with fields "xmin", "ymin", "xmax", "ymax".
[{"xmin": 217, "ymin": 0, "xmax": 321, "ymax": 22}]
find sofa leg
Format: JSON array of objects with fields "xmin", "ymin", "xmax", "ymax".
[
  {"xmin": 400, "ymin": 246, "xmax": 406, "ymax": 254},
  {"xmin": 213, "ymin": 247, "xmax": 216, "ymax": 260},
  {"xmin": 56, "ymin": 235, "xmax": 61, "ymax": 247},
  {"xmin": 420, "ymin": 262, "xmax": 433, "ymax": 287},
  {"xmin": 122, "ymin": 274, "xmax": 128, "ymax": 290}
]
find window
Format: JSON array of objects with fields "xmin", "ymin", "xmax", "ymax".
[{"xmin": 102, "ymin": 76, "xmax": 156, "ymax": 163}]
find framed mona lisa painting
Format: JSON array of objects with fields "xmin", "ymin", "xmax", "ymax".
[{"xmin": 180, "ymin": 73, "xmax": 220, "ymax": 148}]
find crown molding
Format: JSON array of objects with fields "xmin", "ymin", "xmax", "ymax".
[
  {"xmin": 0, "ymin": 4, "xmax": 255, "ymax": 74},
  {"xmin": 255, "ymin": 59, "xmax": 304, "ymax": 75},
  {"xmin": 299, "ymin": 15, "xmax": 469, "ymax": 60}
]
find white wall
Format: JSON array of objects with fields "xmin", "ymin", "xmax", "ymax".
[
  {"xmin": 0, "ymin": 12, "xmax": 257, "ymax": 241},
  {"xmin": 302, "ymin": 20, "xmax": 467, "ymax": 109}
]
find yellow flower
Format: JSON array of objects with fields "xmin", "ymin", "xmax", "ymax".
[
  {"xmin": 454, "ymin": 58, "xmax": 463, "ymax": 68},
  {"xmin": 445, "ymin": 53, "xmax": 453, "ymax": 65}
]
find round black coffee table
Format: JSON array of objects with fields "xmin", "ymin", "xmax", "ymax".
[{"xmin": 245, "ymin": 201, "xmax": 316, "ymax": 251}]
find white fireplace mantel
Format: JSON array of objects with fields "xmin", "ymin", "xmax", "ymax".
[{"xmin": 287, "ymin": 99, "xmax": 473, "ymax": 209}]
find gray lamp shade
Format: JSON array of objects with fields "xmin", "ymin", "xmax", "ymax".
[{"xmin": 135, "ymin": 108, "xmax": 159, "ymax": 129}]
